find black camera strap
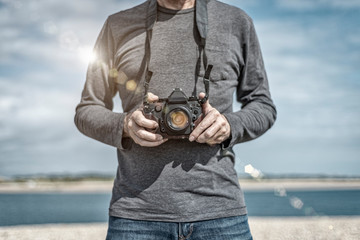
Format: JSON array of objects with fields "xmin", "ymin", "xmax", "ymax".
[
  {"xmin": 142, "ymin": 28, "xmax": 153, "ymax": 103},
  {"xmin": 199, "ymin": 63, "xmax": 213, "ymax": 104}
]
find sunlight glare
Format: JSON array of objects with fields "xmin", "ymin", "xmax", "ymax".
[{"xmin": 78, "ymin": 46, "xmax": 97, "ymax": 64}]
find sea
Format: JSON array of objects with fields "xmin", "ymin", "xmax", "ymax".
[{"xmin": 0, "ymin": 189, "xmax": 359, "ymax": 226}]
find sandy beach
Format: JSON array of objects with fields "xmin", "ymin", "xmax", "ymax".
[
  {"xmin": 1, "ymin": 178, "xmax": 360, "ymax": 193},
  {"xmin": 0, "ymin": 217, "xmax": 359, "ymax": 240},
  {"xmin": 1, "ymin": 179, "xmax": 359, "ymax": 240}
]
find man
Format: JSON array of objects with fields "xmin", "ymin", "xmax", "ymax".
[{"xmin": 75, "ymin": 0, "xmax": 276, "ymax": 239}]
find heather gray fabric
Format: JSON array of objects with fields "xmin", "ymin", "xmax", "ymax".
[{"xmin": 75, "ymin": 0, "xmax": 276, "ymax": 222}]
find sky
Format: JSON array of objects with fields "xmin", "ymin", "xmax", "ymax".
[{"xmin": 0, "ymin": 0, "xmax": 359, "ymax": 178}]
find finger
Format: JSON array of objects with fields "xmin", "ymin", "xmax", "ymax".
[
  {"xmin": 199, "ymin": 92, "xmax": 206, "ymax": 99},
  {"xmin": 214, "ymin": 134, "xmax": 227, "ymax": 143},
  {"xmin": 196, "ymin": 120, "xmax": 222, "ymax": 143},
  {"xmin": 198, "ymin": 92, "xmax": 213, "ymax": 114},
  {"xmin": 207, "ymin": 129, "xmax": 227, "ymax": 145},
  {"xmin": 132, "ymin": 110, "xmax": 158, "ymax": 129},
  {"xmin": 189, "ymin": 108, "xmax": 218, "ymax": 142},
  {"xmin": 146, "ymin": 92, "xmax": 159, "ymax": 103},
  {"xmin": 129, "ymin": 121, "xmax": 163, "ymax": 142},
  {"xmin": 196, "ymin": 115, "xmax": 228, "ymax": 143},
  {"xmin": 206, "ymin": 120, "xmax": 230, "ymax": 145},
  {"xmin": 131, "ymin": 132, "xmax": 168, "ymax": 147}
]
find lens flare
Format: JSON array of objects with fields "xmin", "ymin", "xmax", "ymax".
[
  {"xmin": 274, "ymin": 186, "xmax": 287, "ymax": 197},
  {"xmin": 60, "ymin": 31, "xmax": 80, "ymax": 51},
  {"xmin": 289, "ymin": 197, "xmax": 304, "ymax": 210},
  {"xmin": 114, "ymin": 70, "xmax": 128, "ymax": 85},
  {"xmin": 244, "ymin": 164, "xmax": 263, "ymax": 179},
  {"xmin": 126, "ymin": 80, "xmax": 137, "ymax": 91}
]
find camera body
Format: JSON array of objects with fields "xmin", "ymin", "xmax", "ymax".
[{"xmin": 143, "ymin": 88, "xmax": 202, "ymax": 139}]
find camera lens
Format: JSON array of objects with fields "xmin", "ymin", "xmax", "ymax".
[{"xmin": 167, "ymin": 109, "xmax": 189, "ymax": 131}]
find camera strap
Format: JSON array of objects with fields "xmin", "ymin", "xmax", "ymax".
[
  {"xmin": 142, "ymin": 28, "xmax": 153, "ymax": 103},
  {"xmin": 199, "ymin": 64, "xmax": 213, "ymax": 104}
]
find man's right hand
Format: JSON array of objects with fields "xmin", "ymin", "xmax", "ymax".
[{"xmin": 123, "ymin": 93, "xmax": 167, "ymax": 147}]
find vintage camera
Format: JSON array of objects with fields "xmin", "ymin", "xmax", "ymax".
[
  {"xmin": 143, "ymin": 88, "xmax": 203, "ymax": 139},
  {"xmin": 142, "ymin": 65, "xmax": 213, "ymax": 139}
]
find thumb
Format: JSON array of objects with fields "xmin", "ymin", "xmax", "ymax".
[
  {"xmin": 146, "ymin": 92, "xmax": 159, "ymax": 103},
  {"xmin": 199, "ymin": 92, "xmax": 212, "ymax": 114}
]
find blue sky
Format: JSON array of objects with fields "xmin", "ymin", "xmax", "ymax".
[{"xmin": 0, "ymin": 0, "xmax": 359, "ymax": 177}]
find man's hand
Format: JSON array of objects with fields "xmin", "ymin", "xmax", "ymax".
[
  {"xmin": 123, "ymin": 93, "xmax": 167, "ymax": 147},
  {"xmin": 189, "ymin": 92, "xmax": 231, "ymax": 146}
]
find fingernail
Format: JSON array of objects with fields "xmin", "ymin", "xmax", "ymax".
[{"xmin": 189, "ymin": 136, "xmax": 195, "ymax": 142}]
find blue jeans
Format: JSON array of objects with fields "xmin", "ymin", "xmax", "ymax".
[{"xmin": 106, "ymin": 215, "xmax": 253, "ymax": 240}]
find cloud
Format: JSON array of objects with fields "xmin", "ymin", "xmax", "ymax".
[
  {"xmin": 230, "ymin": 16, "xmax": 360, "ymax": 175},
  {"xmin": 0, "ymin": 73, "xmax": 119, "ymax": 176},
  {"xmin": 0, "ymin": 0, "xmax": 144, "ymax": 69},
  {"xmin": 0, "ymin": 0, "xmax": 145, "ymax": 176},
  {"xmin": 224, "ymin": 0, "xmax": 360, "ymax": 10},
  {"xmin": 223, "ymin": 0, "xmax": 261, "ymax": 7},
  {"xmin": 275, "ymin": 0, "xmax": 360, "ymax": 10},
  {"xmin": 275, "ymin": 0, "xmax": 318, "ymax": 10},
  {"xmin": 252, "ymin": 18, "xmax": 360, "ymax": 140},
  {"xmin": 323, "ymin": 0, "xmax": 360, "ymax": 8},
  {"xmin": 1, "ymin": 0, "xmax": 359, "ymax": 176}
]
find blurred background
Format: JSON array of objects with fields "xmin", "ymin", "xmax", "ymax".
[
  {"xmin": 1, "ymin": 0, "xmax": 360, "ymax": 235},
  {"xmin": 1, "ymin": 0, "xmax": 359, "ymax": 178}
]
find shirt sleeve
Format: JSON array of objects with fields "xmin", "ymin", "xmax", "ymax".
[
  {"xmin": 74, "ymin": 17, "xmax": 128, "ymax": 150},
  {"xmin": 222, "ymin": 19, "xmax": 277, "ymax": 149}
]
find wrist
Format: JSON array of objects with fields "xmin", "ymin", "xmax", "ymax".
[
  {"xmin": 123, "ymin": 114, "xmax": 131, "ymax": 138},
  {"xmin": 221, "ymin": 114, "xmax": 231, "ymax": 138}
]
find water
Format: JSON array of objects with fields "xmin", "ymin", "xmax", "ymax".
[
  {"xmin": 0, "ymin": 190, "xmax": 359, "ymax": 226},
  {"xmin": 0, "ymin": 193, "xmax": 110, "ymax": 226},
  {"xmin": 245, "ymin": 190, "xmax": 360, "ymax": 217}
]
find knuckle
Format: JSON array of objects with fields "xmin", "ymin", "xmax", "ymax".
[
  {"xmin": 204, "ymin": 132, "xmax": 212, "ymax": 138},
  {"xmin": 138, "ymin": 119, "xmax": 146, "ymax": 126},
  {"xmin": 137, "ymin": 131, "xmax": 145, "ymax": 139},
  {"xmin": 196, "ymin": 136, "xmax": 204, "ymax": 143},
  {"xmin": 209, "ymin": 108, "xmax": 217, "ymax": 114},
  {"xmin": 151, "ymin": 135, "xmax": 158, "ymax": 141},
  {"xmin": 131, "ymin": 115, "xmax": 138, "ymax": 123},
  {"xmin": 130, "ymin": 119, "xmax": 137, "ymax": 127},
  {"xmin": 132, "ymin": 111, "xmax": 139, "ymax": 117},
  {"xmin": 191, "ymin": 133, "xmax": 199, "ymax": 139}
]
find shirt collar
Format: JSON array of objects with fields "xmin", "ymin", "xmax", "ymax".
[{"xmin": 146, "ymin": 0, "xmax": 209, "ymax": 39}]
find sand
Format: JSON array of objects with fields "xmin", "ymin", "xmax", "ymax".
[
  {"xmin": 0, "ymin": 217, "xmax": 359, "ymax": 240},
  {"xmin": 1, "ymin": 178, "xmax": 360, "ymax": 193}
]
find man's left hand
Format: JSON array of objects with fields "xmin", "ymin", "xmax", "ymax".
[{"xmin": 189, "ymin": 93, "xmax": 231, "ymax": 146}]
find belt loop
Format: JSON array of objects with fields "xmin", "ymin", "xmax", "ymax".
[{"xmin": 179, "ymin": 223, "xmax": 185, "ymax": 240}]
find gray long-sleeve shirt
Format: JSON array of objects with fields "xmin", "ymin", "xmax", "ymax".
[{"xmin": 75, "ymin": 0, "xmax": 276, "ymax": 222}]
